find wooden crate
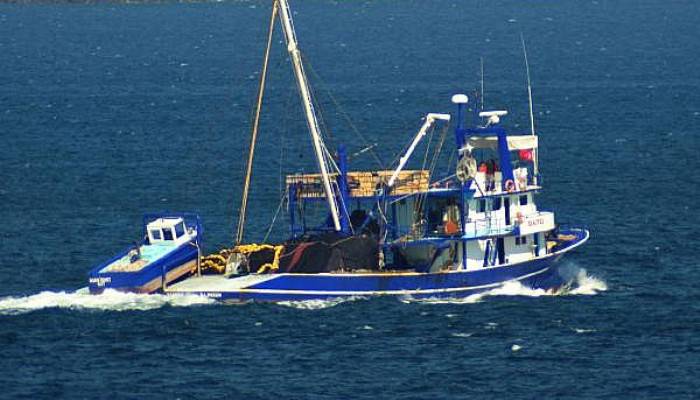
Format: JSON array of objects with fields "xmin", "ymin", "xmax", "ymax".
[{"xmin": 286, "ymin": 170, "xmax": 429, "ymax": 198}]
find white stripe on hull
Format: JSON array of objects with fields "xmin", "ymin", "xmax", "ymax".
[{"xmin": 168, "ymin": 266, "xmax": 550, "ymax": 297}]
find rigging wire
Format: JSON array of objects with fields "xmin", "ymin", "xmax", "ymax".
[
  {"xmin": 303, "ymin": 55, "xmax": 386, "ymax": 170},
  {"xmin": 262, "ymin": 186, "xmax": 290, "ymax": 243},
  {"xmin": 427, "ymin": 124, "xmax": 450, "ymax": 180},
  {"xmin": 411, "ymin": 123, "xmax": 437, "ymax": 216},
  {"xmin": 279, "ymin": 85, "xmax": 296, "ymax": 198},
  {"xmin": 288, "ymin": 53, "xmax": 340, "ymax": 174},
  {"xmin": 444, "ymin": 145, "xmax": 456, "ymax": 177}
]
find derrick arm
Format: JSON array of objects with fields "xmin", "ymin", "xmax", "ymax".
[{"xmin": 387, "ymin": 113, "xmax": 451, "ymax": 188}]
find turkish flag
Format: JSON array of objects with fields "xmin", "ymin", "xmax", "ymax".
[{"xmin": 519, "ymin": 149, "xmax": 533, "ymax": 161}]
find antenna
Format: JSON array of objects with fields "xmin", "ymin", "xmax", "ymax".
[
  {"xmin": 520, "ymin": 33, "xmax": 535, "ymax": 137},
  {"xmin": 520, "ymin": 33, "xmax": 539, "ymax": 184}
]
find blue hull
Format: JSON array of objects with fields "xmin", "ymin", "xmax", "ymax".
[
  {"xmin": 235, "ymin": 257, "xmax": 561, "ymax": 302},
  {"xmin": 167, "ymin": 228, "xmax": 588, "ymax": 302},
  {"xmin": 169, "ymin": 252, "xmax": 576, "ymax": 303},
  {"xmin": 88, "ymin": 244, "xmax": 198, "ymax": 294}
]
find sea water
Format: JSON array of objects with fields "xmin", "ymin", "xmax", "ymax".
[{"xmin": 1, "ymin": 1, "xmax": 698, "ymax": 398}]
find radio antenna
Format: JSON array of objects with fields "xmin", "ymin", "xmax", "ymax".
[
  {"xmin": 520, "ymin": 33, "xmax": 539, "ymax": 184},
  {"xmin": 520, "ymin": 33, "xmax": 535, "ymax": 137}
]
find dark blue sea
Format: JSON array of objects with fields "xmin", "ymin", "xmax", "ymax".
[{"xmin": 1, "ymin": 0, "xmax": 699, "ymax": 398}]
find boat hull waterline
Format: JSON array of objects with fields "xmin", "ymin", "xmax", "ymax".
[{"xmin": 165, "ymin": 229, "xmax": 588, "ymax": 302}]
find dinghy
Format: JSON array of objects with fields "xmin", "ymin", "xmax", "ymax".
[{"xmin": 88, "ymin": 213, "xmax": 202, "ymax": 294}]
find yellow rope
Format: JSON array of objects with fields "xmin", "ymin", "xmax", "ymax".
[
  {"xmin": 201, "ymin": 243, "xmax": 285, "ymax": 275},
  {"xmin": 233, "ymin": 244, "xmax": 284, "ymax": 273}
]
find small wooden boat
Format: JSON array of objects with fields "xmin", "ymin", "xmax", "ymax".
[{"xmin": 88, "ymin": 213, "xmax": 202, "ymax": 294}]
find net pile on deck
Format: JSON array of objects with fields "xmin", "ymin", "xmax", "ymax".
[{"xmin": 200, "ymin": 233, "xmax": 379, "ymax": 275}]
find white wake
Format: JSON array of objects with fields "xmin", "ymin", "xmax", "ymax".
[
  {"xmin": 276, "ymin": 296, "xmax": 367, "ymax": 310},
  {"xmin": 0, "ymin": 288, "xmax": 215, "ymax": 316},
  {"xmin": 0, "ymin": 268, "xmax": 606, "ymax": 314},
  {"xmin": 401, "ymin": 267, "xmax": 607, "ymax": 305}
]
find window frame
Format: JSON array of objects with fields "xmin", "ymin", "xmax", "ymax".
[
  {"xmin": 174, "ymin": 222, "xmax": 186, "ymax": 238},
  {"xmin": 162, "ymin": 228, "xmax": 174, "ymax": 241}
]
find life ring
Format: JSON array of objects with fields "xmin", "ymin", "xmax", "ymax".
[{"xmin": 505, "ymin": 179, "xmax": 516, "ymax": 192}]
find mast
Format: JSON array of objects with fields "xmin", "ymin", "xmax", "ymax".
[
  {"xmin": 277, "ymin": 0, "xmax": 342, "ymax": 231},
  {"xmin": 235, "ymin": 1, "xmax": 279, "ymax": 245}
]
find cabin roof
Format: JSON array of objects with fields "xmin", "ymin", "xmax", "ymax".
[
  {"xmin": 146, "ymin": 217, "xmax": 184, "ymax": 230},
  {"xmin": 466, "ymin": 135, "xmax": 538, "ymax": 151}
]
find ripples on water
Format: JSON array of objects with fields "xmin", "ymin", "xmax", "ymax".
[{"xmin": 1, "ymin": 0, "xmax": 699, "ymax": 398}]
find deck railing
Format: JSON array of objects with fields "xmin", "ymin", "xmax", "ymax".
[{"xmin": 391, "ymin": 215, "xmax": 515, "ymax": 242}]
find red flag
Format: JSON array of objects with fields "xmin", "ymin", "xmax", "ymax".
[{"xmin": 519, "ymin": 149, "xmax": 533, "ymax": 161}]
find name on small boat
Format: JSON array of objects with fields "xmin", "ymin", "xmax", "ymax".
[{"xmin": 89, "ymin": 277, "xmax": 112, "ymax": 287}]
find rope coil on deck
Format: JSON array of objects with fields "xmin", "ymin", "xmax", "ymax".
[{"xmin": 200, "ymin": 244, "xmax": 285, "ymax": 274}]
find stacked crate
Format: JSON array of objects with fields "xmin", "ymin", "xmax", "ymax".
[{"xmin": 286, "ymin": 170, "xmax": 430, "ymax": 199}]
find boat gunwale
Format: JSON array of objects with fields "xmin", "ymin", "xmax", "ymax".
[{"xmin": 191, "ymin": 227, "xmax": 589, "ymax": 279}]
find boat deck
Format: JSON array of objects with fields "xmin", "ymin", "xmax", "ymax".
[
  {"xmin": 101, "ymin": 243, "xmax": 178, "ymax": 273},
  {"xmin": 166, "ymin": 274, "xmax": 279, "ymax": 293}
]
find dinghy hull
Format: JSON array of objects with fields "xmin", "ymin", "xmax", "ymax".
[{"xmin": 88, "ymin": 213, "xmax": 202, "ymax": 294}]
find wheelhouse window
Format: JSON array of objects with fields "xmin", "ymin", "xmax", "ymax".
[
  {"xmin": 516, "ymin": 236, "xmax": 528, "ymax": 246},
  {"xmin": 425, "ymin": 196, "xmax": 461, "ymax": 235},
  {"xmin": 478, "ymin": 199, "xmax": 486, "ymax": 213},
  {"xmin": 150, "ymin": 229, "xmax": 162, "ymax": 241},
  {"xmin": 492, "ymin": 197, "xmax": 502, "ymax": 211},
  {"xmin": 174, "ymin": 222, "xmax": 186, "ymax": 238},
  {"xmin": 162, "ymin": 229, "xmax": 174, "ymax": 241},
  {"xmin": 519, "ymin": 195, "xmax": 528, "ymax": 206}
]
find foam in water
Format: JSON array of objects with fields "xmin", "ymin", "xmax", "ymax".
[
  {"xmin": 566, "ymin": 268, "xmax": 608, "ymax": 295},
  {"xmin": 0, "ymin": 288, "xmax": 215, "ymax": 316},
  {"xmin": 0, "ymin": 269, "xmax": 606, "ymax": 314},
  {"xmin": 400, "ymin": 267, "xmax": 607, "ymax": 305},
  {"xmin": 276, "ymin": 296, "xmax": 367, "ymax": 310}
]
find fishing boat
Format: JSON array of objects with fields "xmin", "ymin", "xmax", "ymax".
[{"xmin": 88, "ymin": 0, "xmax": 588, "ymax": 301}]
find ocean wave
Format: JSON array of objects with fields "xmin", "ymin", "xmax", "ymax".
[{"xmin": 0, "ymin": 288, "xmax": 214, "ymax": 316}]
